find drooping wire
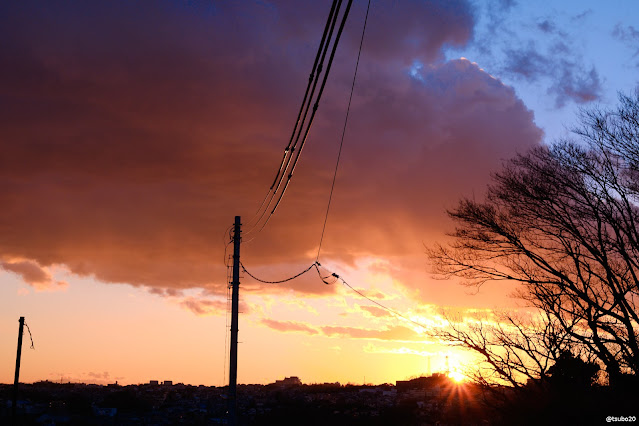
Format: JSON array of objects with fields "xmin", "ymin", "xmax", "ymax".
[
  {"xmin": 24, "ymin": 321, "xmax": 35, "ymax": 350},
  {"xmin": 313, "ymin": 263, "xmax": 429, "ymax": 330},
  {"xmin": 241, "ymin": 261, "xmax": 316, "ymax": 284},
  {"xmin": 340, "ymin": 278, "xmax": 428, "ymax": 330},
  {"xmin": 314, "ymin": 262, "xmax": 340, "ymax": 285},
  {"xmin": 316, "ymin": 0, "xmax": 370, "ymax": 262},
  {"xmin": 244, "ymin": 0, "xmax": 342, "ymax": 235},
  {"xmin": 240, "ymin": 259, "xmax": 429, "ymax": 331}
]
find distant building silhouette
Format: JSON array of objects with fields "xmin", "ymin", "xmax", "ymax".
[
  {"xmin": 396, "ymin": 373, "xmax": 449, "ymax": 399},
  {"xmin": 273, "ymin": 376, "xmax": 301, "ymax": 387}
]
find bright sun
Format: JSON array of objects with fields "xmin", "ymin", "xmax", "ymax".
[{"xmin": 448, "ymin": 371, "xmax": 465, "ymax": 383}]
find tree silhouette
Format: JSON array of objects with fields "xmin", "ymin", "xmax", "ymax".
[
  {"xmin": 547, "ymin": 350, "xmax": 599, "ymax": 388},
  {"xmin": 428, "ymin": 92, "xmax": 639, "ymax": 388}
]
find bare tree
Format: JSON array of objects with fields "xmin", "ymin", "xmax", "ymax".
[
  {"xmin": 437, "ymin": 310, "xmax": 575, "ymax": 388},
  {"xmin": 429, "ymin": 91, "xmax": 639, "ymax": 388}
]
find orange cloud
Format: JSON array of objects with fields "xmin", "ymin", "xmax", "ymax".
[
  {"xmin": 175, "ymin": 294, "xmax": 250, "ymax": 317},
  {"xmin": 260, "ymin": 319, "xmax": 319, "ymax": 335},
  {"xmin": 359, "ymin": 305, "xmax": 392, "ymax": 318},
  {"xmin": 179, "ymin": 298, "xmax": 228, "ymax": 317},
  {"xmin": 0, "ymin": 1, "xmax": 541, "ymax": 303},
  {"xmin": 363, "ymin": 344, "xmax": 438, "ymax": 357},
  {"xmin": 259, "ymin": 318, "xmax": 427, "ymax": 342},
  {"xmin": 320, "ymin": 325, "xmax": 425, "ymax": 342},
  {"xmin": 0, "ymin": 259, "xmax": 68, "ymax": 291}
]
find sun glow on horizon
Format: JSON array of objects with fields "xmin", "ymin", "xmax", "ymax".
[{"xmin": 448, "ymin": 370, "xmax": 466, "ymax": 383}]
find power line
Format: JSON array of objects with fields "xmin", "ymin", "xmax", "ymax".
[
  {"xmin": 244, "ymin": 0, "xmax": 342, "ymax": 236},
  {"xmin": 256, "ymin": 0, "xmax": 339, "ymax": 215},
  {"xmin": 219, "ymin": 2, "xmax": 434, "ymax": 387},
  {"xmin": 314, "ymin": 262, "xmax": 341, "ymax": 285},
  {"xmin": 339, "ymin": 276, "xmax": 428, "ymax": 331},
  {"xmin": 314, "ymin": 263, "xmax": 429, "ymax": 330},
  {"xmin": 266, "ymin": 0, "xmax": 355, "ymax": 225},
  {"xmin": 238, "ymin": 0, "xmax": 427, "ymax": 331},
  {"xmin": 241, "ymin": 258, "xmax": 429, "ymax": 331},
  {"xmin": 316, "ymin": 0, "xmax": 371, "ymax": 262},
  {"xmin": 241, "ymin": 261, "xmax": 317, "ymax": 284},
  {"xmin": 244, "ymin": 0, "xmax": 355, "ymax": 238},
  {"xmin": 230, "ymin": 0, "xmax": 427, "ymax": 346}
]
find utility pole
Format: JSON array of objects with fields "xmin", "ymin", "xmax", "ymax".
[
  {"xmin": 12, "ymin": 316, "xmax": 25, "ymax": 423},
  {"xmin": 228, "ymin": 216, "xmax": 241, "ymax": 426}
]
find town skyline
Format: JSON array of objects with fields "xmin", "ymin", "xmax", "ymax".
[{"xmin": 2, "ymin": 0, "xmax": 639, "ymax": 388}]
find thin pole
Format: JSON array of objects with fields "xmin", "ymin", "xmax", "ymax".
[
  {"xmin": 12, "ymin": 316, "xmax": 25, "ymax": 422},
  {"xmin": 228, "ymin": 216, "xmax": 241, "ymax": 426}
]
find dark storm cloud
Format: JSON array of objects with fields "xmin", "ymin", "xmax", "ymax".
[
  {"xmin": 0, "ymin": 1, "xmax": 541, "ymax": 297},
  {"xmin": 363, "ymin": 0, "xmax": 474, "ymax": 63}
]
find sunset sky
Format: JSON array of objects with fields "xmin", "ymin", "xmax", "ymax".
[{"xmin": 1, "ymin": 0, "xmax": 638, "ymax": 387}]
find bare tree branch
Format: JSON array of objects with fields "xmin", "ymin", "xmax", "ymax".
[{"xmin": 428, "ymin": 91, "xmax": 639, "ymax": 388}]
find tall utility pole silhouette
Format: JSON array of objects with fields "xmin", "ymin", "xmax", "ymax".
[
  {"xmin": 228, "ymin": 216, "xmax": 241, "ymax": 426},
  {"xmin": 12, "ymin": 316, "xmax": 25, "ymax": 422}
]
